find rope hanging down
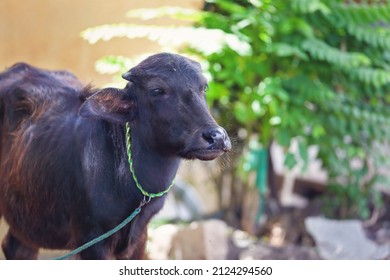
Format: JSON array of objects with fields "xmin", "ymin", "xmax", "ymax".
[
  {"xmin": 53, "ymin": 204, "xmax": 142, "ymax": 260},
  {"xmin": 54, "ymin": 123, "xmax": 175, "ymax": 260}
]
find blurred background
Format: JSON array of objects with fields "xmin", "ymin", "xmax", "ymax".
[{"xmin": 1, "ymin": 0, "xmax": 390, "ymax": 260}]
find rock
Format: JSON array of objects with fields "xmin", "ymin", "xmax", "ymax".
[
  {"xmin": 305, "ymin": 216, "xmax": 390, "ymax": 260},
  {"xmin": 147, "ymin": 224, "xmax": 180, "ymax": 260},
  {"xmin": 173, "ymin": 219, "xmax": 228, "ymax": 259},
  {"xmin": 148, "ymin": 219, "xmax": 229, "ymax": 260}
]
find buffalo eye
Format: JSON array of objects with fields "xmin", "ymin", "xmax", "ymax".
[
  {"xmin": 151, "ymin": 88, "xmax": 166, "ymax": 97},
  {"xmin": 201, "ymin": 85, "xmax": 208, "ymax": 95}
]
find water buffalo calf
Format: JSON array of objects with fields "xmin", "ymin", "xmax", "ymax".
[{"xmin": 0, "ymin": 53, "xmax": 231, "ymax": 259}]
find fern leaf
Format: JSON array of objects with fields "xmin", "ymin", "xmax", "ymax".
[
  {"xmin": 268, "ymin": 43, "xmax": 308, "ymax": 60},
  {"xmin": 291, "ymin": 0, "xmax": 330, "ymax": 14},
  {"xmin": 332, "ymin": 2, "xmax": 390, "ymax": 25},
  {"xmin": 347, "ymin": 24, "xmax": 390, "ymax": 49},
  {"xmin": 301, "ymin": 38, "xmax": 371, "ymax": 68},
  {"xmin": 349, "ymin": 67, "xmax": 390, "ymax": 88},
  {"xmin": 81, "ymin": 24, "xmax": 251, "ymax": 56}
]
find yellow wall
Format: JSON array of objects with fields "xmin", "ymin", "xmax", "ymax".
[{"xmin": 0, "ymin": 0, "xmax": 202, "ymax": 86}]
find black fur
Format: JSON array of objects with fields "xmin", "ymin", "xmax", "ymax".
[{"xmin": 0, "ymin": 53, "xmax": 231, "ymax": 259}]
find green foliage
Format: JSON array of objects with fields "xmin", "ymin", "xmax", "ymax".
[
  {"xmin": 201, "ymin": 0, "xmax": 390, "ymax": 220},
  {"xmin": 82, "ymin": 0, "xmax": 390, "ymax": 220},
  {"xmin": 301, "ymin": 38, "xmax": 371, "ymax": 68}
]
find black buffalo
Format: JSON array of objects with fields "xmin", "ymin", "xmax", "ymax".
[{"xmin": 0, "ymin": 53, "xmax": 231, "ymax": 259}]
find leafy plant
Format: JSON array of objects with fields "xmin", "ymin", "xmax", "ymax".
[{"xmin": 82, "ymin": 0, "xmax": 390, "ymax": 224}]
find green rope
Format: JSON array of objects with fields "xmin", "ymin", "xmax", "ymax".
[
  {"xmin": 53, "ymin": 207, "xmax": 141, "ymax": 260},
  {"xmin": 53, "ymin": 122, "xmax": 175, "ymax": 260},
  {"xmin": 125, "ymin": 122, "xmax": 175, "ymax": 198}
]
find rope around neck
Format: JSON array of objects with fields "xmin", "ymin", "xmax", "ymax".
[
  {"xmin": 53, "ymin": 122, "xmax": 175, "ymax": 260},
  {"xmin": 125, "ymin": 123, "xmax": 175, "ymax": 198}
]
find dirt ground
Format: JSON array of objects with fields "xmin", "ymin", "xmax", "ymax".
[
  {"xmin": 247, "ymin": 197, "xmax": 390, "ymax": 260},
  {"xmin": 1, "ymin": 197, "xmax": 389, "ymax": 260}
]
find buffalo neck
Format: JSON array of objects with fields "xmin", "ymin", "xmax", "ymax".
[{"xmin": 121, "ymin": 123, "xmax": 180, "ymax": 198}]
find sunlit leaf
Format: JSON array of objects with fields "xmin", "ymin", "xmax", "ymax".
[{"xmin": 82, "ymin": 24, "xmax": 251, "ymax": 56}]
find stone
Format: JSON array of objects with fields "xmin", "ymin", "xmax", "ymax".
[
  {"xmin": 171, "ymin": 219, "xmax": 228, "ymax": 259},
  {"xmin": 305, "ymin": 216, "xmax": 390, "ymax": 260},
  {"xmin": 148, "ymin": 219, "xmax": 229, "ymax": 260},
  {"xmin": 147, "ymin": 224, "xmax": 180, "ymax": 260}
]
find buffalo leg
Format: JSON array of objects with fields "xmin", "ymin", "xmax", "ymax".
[
  {"xmin": 116, "ymin": 229, "xmax": 147, "ymax": 260},
  {"xmin": 128, "ymin": 230, "xmax": 147, "ymax": 259},
  {"xmin": 78, "ymin": 245, "xmax": 113, "ymax": 260},
  {"xmin": 78, "ymin": 236, "xmax": 113, "ymax": 260},
  {"xmin": 2, "ymin": 230, "xmax": 39, "ymax": 259}
]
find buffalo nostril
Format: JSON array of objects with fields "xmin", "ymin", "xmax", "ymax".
[
  {"xmin": 202, "ymin": 128, "xmax": 232, "ymax": 153},
  {"xmin": 202, "ymin": 129, "xmax": 224, "ymax": 145}
]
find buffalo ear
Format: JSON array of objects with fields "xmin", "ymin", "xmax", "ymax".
[{"xmin": 79, "ymin": 88, "xmax": 136, "ymax": 123}]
